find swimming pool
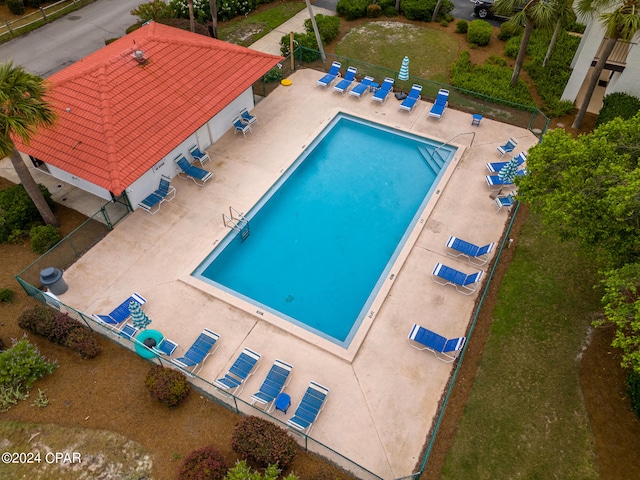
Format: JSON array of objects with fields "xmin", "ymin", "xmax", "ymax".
[{"xmin": 192, "ymin": 113, "xmax": 457, "ymax": 347}]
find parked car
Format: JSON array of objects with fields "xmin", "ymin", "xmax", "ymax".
[{"xmin": 473, "ymin": 0, "xmax": 521, "ymax": 20}]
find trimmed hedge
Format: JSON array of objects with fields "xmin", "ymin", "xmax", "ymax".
[
  {"xmin": 336, "ymin": 0, "xmax": 372, "ymax": 21},
  {"xmin": 402, "ymin": 0, "xmax": 454, "ymax": 22},
  {"xmin": 596, "ymin": 93, "xmax": 640, "ymax": 127}
]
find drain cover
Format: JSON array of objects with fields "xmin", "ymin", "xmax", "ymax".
[{"xmin": 285, "ymin": 295, "xmax": 294, "ymax": 303}]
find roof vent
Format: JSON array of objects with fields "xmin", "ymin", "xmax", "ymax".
[{"xmin": 132, "ymin": 49, "xmax": 147, "ymax": 64}]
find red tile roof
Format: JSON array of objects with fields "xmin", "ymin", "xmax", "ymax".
[{"xmin": 15, "ymin": 22, "xmax": 282, "ymax": 195}]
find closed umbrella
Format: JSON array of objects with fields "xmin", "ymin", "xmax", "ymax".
[
  {"xmin": 398, "ymin": 56, "xmax": 409, "ymax": 93},
  {"xmin": 129, "ymin": 300, "xmax": 152, "ymax": 329},
  {"xmin": 498, "ymin": 155, "xmax": 520, "ymax": 183}
]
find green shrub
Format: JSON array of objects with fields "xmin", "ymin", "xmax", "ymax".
[
  {"xmin": 336, "ymin": 0, "xmax": 371, "ymax": 21},
  {"xmin": 504, "ymin": 35, "xmax": 520, "ymax": 58},
  {"xmin": 0, "ymin": 338, "xmax": 55, "ymax": 388},
  {"xmin": 627, "ymin": 370, "xmax": 640, "ymax": 418},
  {"xmin": 382, "ymin": 6, "xmax": 398, "ymax": 16},
  {"xmin": 522, "ymin": 29, "xmax": 581, "ymax": 117},
  {"xmin": 30, "ymin": 225, "xmax": 60, "ymax": 254},
  {"xmin": 565, "ymin": 20, "xmax": 586, "ymax": 34},
  {"xmin": 225, "ymin": 460, "xmax": 300, "ymax": 480},
  {"xmin": 596, "ymin": 93, "xmax": 640, "ymax": 127},
  {"xmin": 177, "ymin": 445, "xmax": 228, "ymax": 480},
  {"xmin": 0, "ymin": 184, "xmax": 54, "ymax": 244},
  {"xmin": 264, "ymin": 67, "xmax": 283, "ymax": 83},
  {"xmin": 366, "ymin": 3, "xmax": 382, "ymax": 17},
  {"xmin": 217, "ymin": 0, "xmax": 257, "ymax": 21},
  {"xmin": 64, "ymin": 328, "xmax": 102, "ymax": 359},
  {"xmin": 498, "ymin": 21, "xmax": 522, "ymax": 41},
  {"xmin": 450, "ymin": 51, "xmax": 534, "ymax": 106},
  {"xmin": 456, "ymin": 19, "xmax": 468, "ymax": 34},
  {"xmin": 17, "ymin": 305, "xmax": 56, "ymax": 338},
  {"xmin": 231, "ymin": 416, "xmax": 297, "ymax": 469},
  {"xmin": 440, "ymin": 19, "xmax": 449, "ymax": 27},
  {"xmin": 0, "ymin": 289, "xmax": 14, "ymax": 303},
  {"xmin": 467, "ymin": 19, "xmax": 492, "ymax": 46},
  {"xmin": 145, "ymin": 365, "xmax": 191, "ymax": 407},
  {"xmin": 130, "ymin": 0, "xmax": 176, "ymax": 22},
  {"xmin": 280, "ymin": 32, "xmax": 321, "ymax": 61},
  {"xmin": 402, "ymin": 0, "xmax": 453, "ymax": 21},
  {"xmin": 303, "ymin": 14, "xmax": 341, "ymax": 44},
  {"xmin": 7, "ymin": 0, "xmax": 25, "ymax": 15}
]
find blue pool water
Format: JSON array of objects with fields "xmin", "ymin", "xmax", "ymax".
[{"xmin": 193, "ymin": 114, "xmax": 456, "ymax": 347}]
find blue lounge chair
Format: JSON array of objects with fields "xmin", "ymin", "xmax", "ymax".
[
  {"xmin": 348, "ymin": 76, "xmax": 374, "ymax": 99},
  {"xmin": 214, "ymin": 347, "xmax": 261, "ymax": 394},
  {"xmin": 137, "ymin": 175, "xmax": 176, "ymax": 214},
  {"xmin": 188, "ymin": 144, "xmax": 211, "ymax": 167},
  {"xmin": 333, "ymin": 66, "xmax": 357, "ymax": 94},
  {"xmin": 154, "ymin": 337, "xmax": 179, "ymax": 356},
  {"xmin": 446, "ymin": 236, "xmax": 496, "ymax": 266},
  {"xmin": 408, "ymin": 324, "xmax": 465, "ymax": 363},
  {"xmin": 399, "ymin": 84, "xmax": 422, "ymax": 113},
  {"xmin": 175, "ymin": 154, "xmax": 214, "ymax": 186},
  {"xmin": 497, "ymin": 137, "xmax": 518, "ymax": 156},
  {"xmin": 495, "ymin": 192, "xmax": 516, "ymax": 212},
  {"xmin": 428, "ymin": 89, "xmax": 449, "ymax": 120},
  {"xmin": 233, "ymin": 116, "xmax": 252, "ymax": 138},
  {"xmin": 432, "ymin": 262, "xmax": 484, "ymax": 295},
  {"xmin": 486, "ymin": 152, "xmax": 527, "ymax": 172},
  {"xmin": 240, "ymin": 108, "xmax": 258, "ymax": 126},
  {"xmin": 371, "ymin": 77, "xmax": 394, "ymax": 104},
  {"xmin": 93, "ymin": 292, "xmax": 147, "ymax": 328},
  {"xmin": 287, "ymin": 381, "xmax": 329, "ymax": 434},
  {"xmin": 250, "ymin": 359, "xmax": 293, "ymax": 412},
  {"xmin": 173, "ymin": 328, "xmax": 220, "ymax": 375},
  {"xmin": 119, "ymin": 323, "xmax": 139, "ymax": 341},
  {"xmin": 485, "ymin": 170, "xmax": 527, "ymax": 190},
  {"xmin": 317, "ymin": 61, "xmax": 341, "ymax": 88}
]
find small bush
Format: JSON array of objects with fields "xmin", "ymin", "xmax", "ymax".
[
  {"xmin": 628, "ymin": 370, "xmax": 640, "ymax": 418},
  {"xmin": 467, "ymin": 19, "xmax": 492, "ymax": 46},
  {"xmin": 145, "ymin": 365, "xmax": 191, "ymax": 407},
  {"xmin": 440, "ymin": 19, "xmax": 449, "ymax": 27},
  {"xmin": 7, "ymin": 0, "xmax": 25, "ymax": 15},
  {"xmin": 231, "ymin": 416, "xmax": 297, "ymax": 469},
  {"xmin": 382, "ymin": 6, "xmax": 398, "ymax": 16},
  {"xmin": 303, "ymin": 14, "xmax": 341, "ymax": 44},
  {"xmin": 498, "ymin": 21, "xmax": 522, "ymax": 41},
  {"xmin": 0, "ymin": 184, "xmax": 54, "ymax": 244},
  {"xmin": 225, "ymin": 460, "xmax": 300, "ymax": 480},
  {"xmin": 456, "ymin": 19, "xmax": 468, "ymax": 34},
  {"xmin": 64, "ymin": 328, "xmax": 101, "ymax": 359},
  {"xmin": 0, "ymin": 337, "xmax": 57, "ymax": 399},
  {"xmin": 280, "ymin": 32, "xmax": 321, "ymax": 61},
  {"xmin": 131, "ymin": 0, "xmax": 176, "ymax": 23},
  {"xmin": 336, "ymin": 0, "xmax": 371, "ymax": 21},
  {"xmin": 402, "ymin": 0, "xmax": 453, "ymax": 21},
  {"xmin": 596, "ymin": 92, "xmax": 640, "ymax": 127},
  {"xmin": 177, "ymin": 445, "xmax": 228, "ymax": 480},
  {"xmin": 366, "ymin": 3, "xmax": 382, "ymax": 17},
  {"xmin": 264, "ymin": 67, "xmax": 283, "ymax": 83},
  {"xmin": 30, "ymin": 225, "xmax": 60, "ymax": 254},
  {"xmin": 17, "ymin": 305, "xmax": 56, "ymax": 337},
  {"xmin": 0, "ymin": 289, "xmax": 14, "ymax": 303},
  {"xmin": 504, "ymin": 35, "xmax": 520, "ymax": 58}
]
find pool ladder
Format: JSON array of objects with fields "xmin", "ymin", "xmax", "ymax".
[{"xmin": 222, "ymin": 206, "xmax": 250, "ymax": 242}]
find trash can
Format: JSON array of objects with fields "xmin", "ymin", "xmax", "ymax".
[{"xmin": 39, "ymin": 267, "xmax": 68, "ymax": 295}]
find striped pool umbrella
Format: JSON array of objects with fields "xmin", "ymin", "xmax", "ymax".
[
  {"xmin": 498, "ymin": 155, "xmax": 520, "ymax": 183},
  {"xmin": 129, "ymin": 300, "xmax": 152, "ymax": 329},
  {"xmin": 398, "ymin": 56, "xmax": 409, "ymax": 92}
]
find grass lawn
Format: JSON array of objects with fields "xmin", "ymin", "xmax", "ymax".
[
  {"xmin": 218, "ymin": 1, "xmax": 306, "ymax": 46},
  {"xmin": 440, "ymin": 213, "xmax": 601, "ymax": 479},
  {"xmin": 335, "ymin": 21, "xmax": 460, "ymax": 84}
]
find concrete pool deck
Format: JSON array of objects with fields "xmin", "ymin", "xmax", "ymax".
[{"xmin": 34, "ymin": 69, "xmax": 537, "ymax": 478}]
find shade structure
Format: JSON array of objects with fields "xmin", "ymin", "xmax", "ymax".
[
  {"xmin": 498, "ymin": 155, "xmax": 520, "ymax": 183},
  {"xmin": 129, "ymin": 300, "xmax": 152, "ymax": 329},
  {"xmin": 398, "ymin": 56, "xmax": 409, "ymax": 91}
]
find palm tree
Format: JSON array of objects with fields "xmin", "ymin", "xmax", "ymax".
[
  {"xmin": 187, "ymin": 0, "xmax": 195, "ymax": 32},
  {"xmin": 495, "ymin": 0, "xmax": 557, "ymax": 85},
  {"xmin": 572, "ymin": 0, "xmax": 640, "ymax": 128},
  {"xmin": 0, "ymin": 62, "xmax": 58, "ymax": 227},
  {"xmin": 542, "ymin": 0, "xmax": 577, "ymax": 67},
  {"xmin": 208, "ymin": 0, "xmax": 218, "ymax": 38}
]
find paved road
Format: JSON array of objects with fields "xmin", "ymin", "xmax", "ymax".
[{"xmin": 0, "ymin": 0, "xmax": 142, "ymax": 77}]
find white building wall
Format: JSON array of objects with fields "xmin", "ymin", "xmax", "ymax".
[
  {"xmin": 606, "ymin": 46, "xmax": 640, "ymax": 98},
  {"xmin": 45, "ymin": 164, "xmax": 112, "ymax": 201},
  {"xmin": 562, "ymin": 21, "xmax": 607, "ymax": 102}
]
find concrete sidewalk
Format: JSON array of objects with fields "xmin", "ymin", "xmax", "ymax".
[{"xmin": 248, "ymin": 6, "xmax": 336, "ymax": 56}]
